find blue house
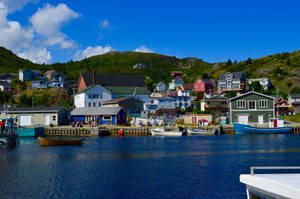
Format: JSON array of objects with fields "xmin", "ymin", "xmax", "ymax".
[{"xmin": 70, "ymin": 107, "xmax": 126, "ymax": 125}]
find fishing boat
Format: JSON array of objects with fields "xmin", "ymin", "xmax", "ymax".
[
  {"xmin": 233, "ymin": 119, "xmax": 291, "ymax": 134},
  {"xmin": 150, "ymin": 127, "xmax": 187, "ymax": 136},
  {"xmin": 38, "ymin": 137, "xmax": 84, "ymax": 146},
  {"xmin": 186, "ymin": 127, "xmax": 209, "ymax": 135},
  {"xmin": 240, "ymin": 166, "xmax": 300, "ymax": 199}
]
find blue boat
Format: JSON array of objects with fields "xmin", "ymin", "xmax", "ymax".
[{"xmin": 233, "ymin": 122, "xmax": 291, "ymax": 134}]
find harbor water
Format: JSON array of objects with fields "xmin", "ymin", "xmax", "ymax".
[{"xmin": 1, "ymin": 134, "xmax": 300, "ymax": 198}]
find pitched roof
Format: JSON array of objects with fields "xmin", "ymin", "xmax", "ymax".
[
  {"xmin": 219, "ymin": 72, "xmax": 244, "ymax": 81},
  {"xmin": 71, "ymin": 107, "xmax": 122, "ymax": 115},
  {"xmin": 75, "ymin": 85, "xmax": 98, "ymax": 95},
  {"xmin": 228, "ymin": 91, "xmax": 275, "ymax": 101},
  {"xmin": 0, "ymin": 106, "xmax": 68, "ymax": 113},
  {"xmin": 104, "ymin": 86, "xmax": 151, "ymax": 95},
  {"xmin": 81, "ymin": 73, "xmax": 145, "ymax": 87}
]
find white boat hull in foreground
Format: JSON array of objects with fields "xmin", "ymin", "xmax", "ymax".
[{"xmin": 240, "ymin": 166, "xmax": 300, "ymax": 199}]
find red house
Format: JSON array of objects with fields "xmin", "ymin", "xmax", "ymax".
[{"xmin": 194, "ymin": 78, "xmax": 214, "ymax": 93}]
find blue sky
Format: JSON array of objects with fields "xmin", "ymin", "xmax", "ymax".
[{"xmin": 1, "ymin": 0, "xmax": 300, "ymax": 64}]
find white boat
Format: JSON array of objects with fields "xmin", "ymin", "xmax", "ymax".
[
  {"xmin": 240, "ymin": 166, "xmax": 300, "ymax": 199},
  {"xmin": 150, "ymin": 127, "xmax": 187, "ymax": 136},
  {"xmin": 186, "ymin": 127, "xmax": 209, "ymax": 135}
]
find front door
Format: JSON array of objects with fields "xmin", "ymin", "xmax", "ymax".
[{"xmin": 258, "ymin": 115, "xmax": 264, "ymax": 125}]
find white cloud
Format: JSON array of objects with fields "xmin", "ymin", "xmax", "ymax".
[
  {"xmin": 74, "ymin": 45, "xmax": 114, "ymax": 61},
  {"xmin": 30, "ymin": 3, "xmax": 79, "ymax": 49},
  {"xmin": 134, "ymin": 45, "xmax": 153, "ymax": 53},
  {"xmin": 100, "ymin": 19, "xmax": 109, "ymax": 29},
  {"xmin": 0, "ymin": 2, "xmax": 34, "ymax": 51},
  {"xmin": 18, "ymin": 47, "xmax": 52, "ymax": 64},
  {"xmin": 1, "ymin": 0, "xmax": 38, "ymax": 13}
]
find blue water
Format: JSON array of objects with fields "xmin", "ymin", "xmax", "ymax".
[{"xmin": 1, "ymin": 134, "xmax": 300, "ymax": 199}]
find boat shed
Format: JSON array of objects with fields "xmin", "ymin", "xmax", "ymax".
[
  {"xmin": 0, "ymin": 106, "xmax": 69, "ymax": 127},
  {"xmin": 229, "ymin": 91, "xmax": 275, "ymax": 124},
  {"xmin": 71, "ymin": 107, "xmax": 126, "ymax": 125}
]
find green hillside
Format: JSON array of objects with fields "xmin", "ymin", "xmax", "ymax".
[{"xmin": 0, "ymin": 46, "xmax": 300, "ymax": 94}]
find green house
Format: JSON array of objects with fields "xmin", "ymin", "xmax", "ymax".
[{"xmin": 229, "ymin": 91, "xmax": 275, "ymax": 124}]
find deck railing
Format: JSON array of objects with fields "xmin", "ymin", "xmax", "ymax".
[{"xmin": 250, "ymin": 166, "xmax": 300, "ymax": 175}]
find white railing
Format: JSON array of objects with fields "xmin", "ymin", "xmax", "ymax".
[{"xmin": 250, "ymin": 166, "xmax": 300, "ymax": 175}]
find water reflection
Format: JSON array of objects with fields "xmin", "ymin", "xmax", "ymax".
[{"xmin": 0, "ymin": 134, "xmax": 300, "ymax": 199}]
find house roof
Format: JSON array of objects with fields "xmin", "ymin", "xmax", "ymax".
[
  {"xmin": 0, "ymin": 74, "xmax": 16, "ymax": 80},
  {"xmin": 0, "ymin": 106, "xmax": 68, "ymax": 113},
  {"xmin": 75, "ymin": 85, "xmax": 98, "ymax": 95},
  {"xmin": 104, "ymin": 86, "xmax": 151, "ymax": 95},
  {"xmin": 181, "ymin": 83, "xmax": 194, "ymax": 90},
  {"xmin": 102, "ymin": 97, "xmax": 142, "ymax": 105},
  {"xmin": 218, "ymin": 72, "xmax": 244, "ymax": 81},
  {"xmin": 81, "ymin": 72, "xmax": 145, "ymax": 87},
  {"xmin": 203, "ymin": 96, "xmax": 228, "ymax": 102},
  {"xmin": 228, "ymin": 91, "xmax": 275, "ymax": 101},
  {"xmin": 292, "ymin": 101, "xmax": 300, "ymax": 106},
  {"xmin": 289, "ymin": 94, "xmax": 300, "ymax": 98},
  {"xmin": 71, "ymin": 107, "xmax": 123, "ymax": 116}
]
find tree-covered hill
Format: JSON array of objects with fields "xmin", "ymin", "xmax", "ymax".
[{"xmin": 0, "ymin": 46, "xmax": 300, "ymax": 94}]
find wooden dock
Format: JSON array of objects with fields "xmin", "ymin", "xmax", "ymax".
[
  {"xmin": 45, "ymin": 126, "xmax": 151, "ymax": 137},
  {"xmin": 43, "ymin": 125, "xmax": 300, "ymax": 137}
]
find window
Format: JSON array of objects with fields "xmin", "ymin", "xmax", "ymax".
[
  {"xmin": 88, "ymin": 102, "xmax": 91, "ymax": 107},
  {"xmin": 259, "ymin": 100, "xmax": 268, "ymax": 108},
  {"xmin": 237, "ymin": 100, "xmax": 246, "ymax": 108},
  {"xmin": 248, "ymin": 101, "xmax": 256, "ymax": 110},
  {"xmin": 88, "ymin": 94, "xmax": 92, "ymax": 99},
  {"xmin": 103, "ymin": 116, "xmax": 111, "ymax": 120},
  {"xmin": 100, "ymin": 94, "xmax": 102, "ymax": 99},
  {"xmin": 93, "ymin": 102, "xmax": 96, "ymax": 107},
  {"xmin": 99, "ymin": 102, "xmax": 101, "ymax": 107},
  {"xmin": 52, "ymin": 115, "xmax": 56, "ymax": 121}
]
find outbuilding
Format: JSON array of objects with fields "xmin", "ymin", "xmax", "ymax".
[
  {"xmin": 0, "ymin": 106, "xmax": 69, "ymax": 127},
  {"xmin": 184, "ymin": 114, "xmax": 213, "ymax": 125}
]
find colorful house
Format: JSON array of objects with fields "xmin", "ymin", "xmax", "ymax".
[
  {"xmin": 71, "ymin": 107, "xmax": 126, "ymax": 125},
  {"xmin": 218, "ymin": 72, "xmax": 246, "ymax": 93},
  {"xmin": 275, "ymin": 97, "xmax": 291, "ymax": 115},
  {"xmin": 194, "ymin": 78, "xmax": 214, "ymax": 93}
]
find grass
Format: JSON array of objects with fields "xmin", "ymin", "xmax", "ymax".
[{"xmin": 283, "ymin": 113, "xmax": 300, "ymax": 124}]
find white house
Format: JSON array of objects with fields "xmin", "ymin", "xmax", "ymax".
[
  {"xmin": 74, "ymin": 85, "xmax": 112, "ymax": 108},
  {"xmin": 288, "ymin": 94, "xmax": 300, "ymax": 105},
  {"xmin": 155, "ymin": 82, "xmax": 167, "ymax": 92},
  {"xmin": 144, "ymin": 97, "xmax": 176, "ymax": 113},
  {"xmin": 248, "ymin": 78, "xmax": 271, "ymax": 90}
]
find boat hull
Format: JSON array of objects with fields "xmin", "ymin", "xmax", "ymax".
[
  {"xmin": 150, "ymin": 128, "xmax": 186, "ymax": 136},
  {"xmin": 233, "ymin": 122, "xmax": 291, "ymax": 134},
  {"xmin": 38, "ymin": 137, "xmax": 83, "ymax": 146},
  {"xmin": 187, "ymin": 128, "xmax": 209, "ymax": 135}
]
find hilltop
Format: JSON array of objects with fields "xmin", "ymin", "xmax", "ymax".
[{"xmin": 0, "ymin": 46, "xmax": 300, "ymax": 94}]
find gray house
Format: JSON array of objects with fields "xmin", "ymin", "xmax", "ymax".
[
  {"xmin": 229, "ymin": 91, "xmax": 275, "ymax": 124},
  {"xmin": 218, "ymin": 72, "xmax": 246, "ymax": 93},
  {"xmin": 288, "ymin": 94, "xmax": 300, "ymax": 114},
  {"xmin": 0, "ymin": 107, "xmax": 69, "ymax": 127}
]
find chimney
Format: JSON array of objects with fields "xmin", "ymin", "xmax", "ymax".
[{"xmin": 92, "ymin": 71, "xmax": 96, "ymax": 85}]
